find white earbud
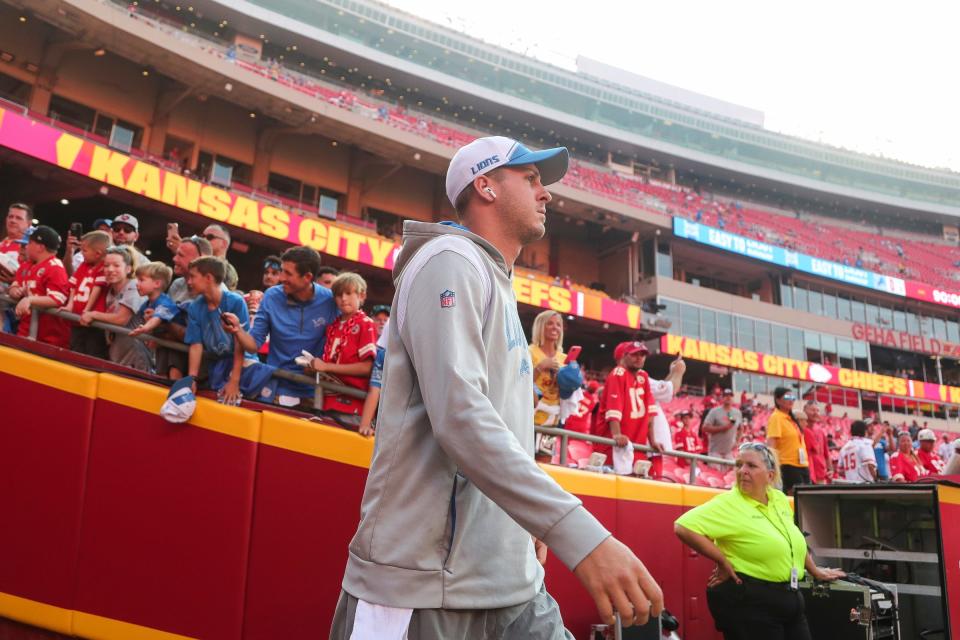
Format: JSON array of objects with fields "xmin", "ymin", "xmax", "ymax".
[{"xmin": 484, "ymin": 187, "xmax": 497, "ymax": 199}]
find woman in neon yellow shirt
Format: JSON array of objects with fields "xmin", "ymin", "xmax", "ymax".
[{"xmin": 674, "ymin": 442, "xmax": 844, "ymax": 639}]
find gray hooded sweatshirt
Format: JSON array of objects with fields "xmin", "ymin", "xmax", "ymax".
[{"xmin": 341, "ymin": 221, "xmax": 611, "ymax": 610}]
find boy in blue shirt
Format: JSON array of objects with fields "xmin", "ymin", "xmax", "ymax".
[
  {"xmin": 129, "ymin": 261, "xmax": 178, "ymax": 338},
  {"xmin": 185, "ymin": 256, "xmax": 272, "ymax": 404}
]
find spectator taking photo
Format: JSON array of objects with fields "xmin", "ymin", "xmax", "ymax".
[{"xmin": 232, "ymin": 246, "xmax": 338, "ymax": 406}]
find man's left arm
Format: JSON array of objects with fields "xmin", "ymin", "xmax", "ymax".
[
  {"xmin": 663, "ymin": 354, "xmax": 685, "ymax": 397},
  {"xmin": 644, "ymin": 375, "xmax": 663, "ymax": 452},
  {"xmin": 220, "ymin": 340, "xmax": 244, "ymax": 404}
]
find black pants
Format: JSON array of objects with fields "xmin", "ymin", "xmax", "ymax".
[
  {"xmin": 781, "ymin": 465, "xmax": 810, "ymax": 495},
  {"xmin": 707, "ymin": 577, "xmax": 811, "ymax": 640},
  {"xmin": 70, "ymin": 326, "xmax": 108, "ymax": 359}
]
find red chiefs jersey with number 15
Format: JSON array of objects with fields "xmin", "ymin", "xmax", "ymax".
[{"xmin": 595, "ymin": 366, "xmax": 653, "ymax": 454}]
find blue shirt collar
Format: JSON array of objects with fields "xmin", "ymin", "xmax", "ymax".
[{"xmin": 439, "ymin": 220, "xmax": 470, "ymax": 232}]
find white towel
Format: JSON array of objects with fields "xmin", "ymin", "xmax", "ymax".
[
  {"xmin": 613, "ymin": 441, "xmax": 635, "ymax": 475},
  {"xmin": 350, "ymin": 600, "xmax": 412, "ymax": 640}
]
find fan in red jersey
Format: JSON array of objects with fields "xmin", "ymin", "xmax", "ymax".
[
  {"xmin": 0, "ymin": 203, "xmax": 32, "ymax": 283},
  {"xmin": 889, "ymin": 432, "xmax": 928, "ymax": 483},
  {"xmin": 916, "ymin": 429, "xmax": 946, "ymax": 475},
  {"xmin": 672, "ymin": 410, "xmax": 702, "ymax": 465},
  {"xmin": 556, "ymin": 379, "xmax": 600, "ymax": 464},
  {"xmin": 310, "ymin": 272, "xmax": 378, "ymax": 422},
  {"xmin": 10, "ymin": 226, "xmax": 70, "ymax": 348},
  {"xmin": 594, "ymin": 341, "xmax": 662, "ymax": 470}
]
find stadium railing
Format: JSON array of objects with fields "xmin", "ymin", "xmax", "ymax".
[
  {"xmin": 535, "ymin": 425, "xmax": 735, "ymax": 485},
  {"xmin": 1, "ymin": 294, "xmax": 365, "ymax": 401},
  {"xmin": 4, "ymin": 295, "xmax": 733, "ymax": 483}
]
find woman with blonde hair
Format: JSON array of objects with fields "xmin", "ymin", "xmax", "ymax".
[
  {"xmin": 675, "ymin": 442, "xmax": 844, "ymax": 639},
  {"xmin": 529, "ymin": 310, "xmax": 565, "ymax": 457}
]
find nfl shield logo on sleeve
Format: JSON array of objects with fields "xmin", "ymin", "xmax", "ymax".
[{"xmin": 440, "ymin": 289, "xmax": 456, "ymax": 308}]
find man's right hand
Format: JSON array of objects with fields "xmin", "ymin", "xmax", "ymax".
[
  {"xmin": 613, "ymin": 434, "xmax": 629, "ymax": 448},
  {"xmin": 573, "ymin": 536, "xmax": 663, "ymax": 627},
  {"xmin": 166, "ymin": 231, "xmax": 182, "ymax": 253},
  {"xmin": 220, "ymin": 312, "xmax": 241, "ymax": 334}
]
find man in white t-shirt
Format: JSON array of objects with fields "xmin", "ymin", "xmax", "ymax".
[
  {"xmin": 837, "ymin": 420, "xmax": 877, "ymax": 483},
  {"xmin": 645, "ymin": 354, "xmax": 686, "ymax": 478},
  {"xmin": 937, "ymin": 434, "xmax": 953, "ymax": 464}
]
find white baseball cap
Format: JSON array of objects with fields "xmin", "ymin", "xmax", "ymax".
[
  {"xmin": 112, "ymin": 213, "xmax": 139, "ymax": 230},
  {"xmin": 917, "ymin": 428, "xmax": 936, "ymax": 441},
  {"xmin": 445, "ymin": 136, "xmax": 568, "ymax": 208},
  {"xmin": 161, "ymin": 376, "xmax": 196, "ymax": 423}
]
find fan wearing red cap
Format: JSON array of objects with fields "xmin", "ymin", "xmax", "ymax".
[
  {"xmin": 595, "ymin": 341, "xmax": 661, "ymax": 468},
  {"xmin": 673, "ymin": 410, "xmax": 702, "ymax": 464}
]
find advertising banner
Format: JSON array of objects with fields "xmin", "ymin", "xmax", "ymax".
[
  {"xmin": 0, "ymin": 107, "xmax": 644, "ymax": 329},
  {"xmin": 660, "ymin": 334, "xmax": 960, "ymax": 405},
  {"xmin": 851, "ymin": 322, "xmax": 960, "ymax": 359}
]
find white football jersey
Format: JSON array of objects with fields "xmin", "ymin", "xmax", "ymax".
[{"xmin": 838, "ymin": 437, "xmax": 877, "ymax": 483}]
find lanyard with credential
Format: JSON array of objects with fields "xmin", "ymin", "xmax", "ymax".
[
  {"xmin": 758, "ymin": 501, "xmax": 799, "ymax": 589},
  {"xmin": 787, "ymin": 414, "xmax": 808, "ymax": 465}
]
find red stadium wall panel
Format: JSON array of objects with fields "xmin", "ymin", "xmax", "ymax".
[
  {"xmin": 0, "ymin": 347, "xmax": 97, "ymax": 635},
  {"xmin": 939, "ymin": 486, "xmax": 960, "ymax": 639},
  {"xmin": 72, "ymin": 375, "xmax": 260, "ymax": 640},
  {"xmin": 678, "ymin": 486, "xmax": 729, "ymax": 640},
  {"xmin": 544, "ymin": 470, "xmax": 620, "ymax": 638},
  {"xmin": 241, "ymin": 412, "xmax": 370, "ymax": 639},
  {"xmin": 0, "ymin": 347, "xmax": 726, "ymax": 640}
]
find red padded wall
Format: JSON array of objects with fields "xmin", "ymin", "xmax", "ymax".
[
  {"xmin": 0, "ymin": 371, "xmax": 94, "ymax": 627},
  {"xmin": 73, "ymin": 384, "xmax": 259, "ymax": 640}
]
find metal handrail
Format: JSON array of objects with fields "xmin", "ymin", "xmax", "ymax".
[
  {"xmin": 535, "ymin": 425, "xmax": 735, "ymax": 484},
  {"xmin": 5, "ymin": 296, "xmax": 737, "ymax": 484},
  {"xmin": 0, "ymin": 293, "xmax": 366, "ymax": 400}
]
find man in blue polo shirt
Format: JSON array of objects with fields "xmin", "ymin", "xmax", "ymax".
[{"xmin": 232, "ymin": 246, "xmax": 338, "ymax": 404}]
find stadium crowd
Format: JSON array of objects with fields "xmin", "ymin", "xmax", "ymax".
[
  {"xmin": 515, "ymin": 307, "xmax": 960, "ymax": 490},
  {"xmin": 75, "ymin": 0, "xmax": 960, "ymax": 296},
  {"xmin": 2, "ymin": 201, "xmax": 958, "ymax": 491}
]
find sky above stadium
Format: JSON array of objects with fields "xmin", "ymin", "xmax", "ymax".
[{"xmin": 383, "ymin": 0, "xmax": 960, "ymax": 172}]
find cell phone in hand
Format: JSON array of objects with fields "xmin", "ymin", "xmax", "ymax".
[
  {"xmin": 564, "ymin": 345, "xmax": 582, "ymax": 364},
  {"xmin": 70, "ymin": 222, "xmax": 83, "ymax": 238},
  {"xmin": 167, "ymin": 222, "xmax": 179, "ymax": 238}
]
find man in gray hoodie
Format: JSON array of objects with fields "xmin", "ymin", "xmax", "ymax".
[{"xmin": 331, "ymin": 136, "xmax": 663, "ymax": 639}]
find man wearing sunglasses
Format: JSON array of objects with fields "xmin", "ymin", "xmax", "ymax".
[
  {"xmin": 766, "ymin": 387, "xmax": 810, "ymax": 494},
  {"xmin": 200, "ymin": 224, "xmax": 239, "ymax": 290},
  {"xmin": 111, "ymin": 214, "xmax": 148, "ymax": 267}
]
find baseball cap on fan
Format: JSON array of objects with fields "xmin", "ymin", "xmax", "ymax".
[
  {"xmin": 112, "ymin": 213, "xmax": 139, "ymax": 230},
  {"xmin": 28, "ymin": 225, "xmax": 61, "ymax": 251},
  {"xmin": 613, "ymin": 340, "xmax": 649, "ymax": 361},
  {"xmin": 445, "ymin": 136, "xmax": 569, "ymax": 208}
]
